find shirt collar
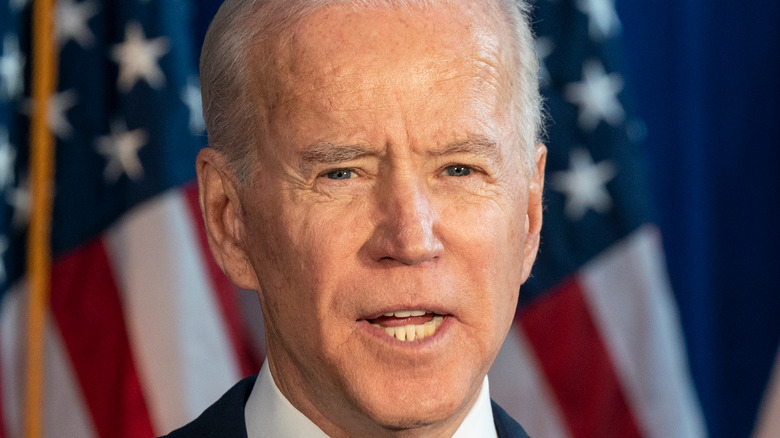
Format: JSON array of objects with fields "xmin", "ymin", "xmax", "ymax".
[{"xmin": 245, "ymin": 360, "xmax": 498, "ymax": 438}]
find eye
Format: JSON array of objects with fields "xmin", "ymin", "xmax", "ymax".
[
  {"xmin": 445, "ymin": 165, "xmax": 472, "ymax": 177},
  {"xmin": 326, "ymin": 169, "xmax": 354, "ymax": 180}
]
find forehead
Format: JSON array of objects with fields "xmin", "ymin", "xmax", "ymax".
[
  {"xmin": 284, "ymin": 2, "xmax": 505, "ymax": 71},
  {"xmin": 255, "ymin": 1, "xmax": 516, "ymax": 150}
]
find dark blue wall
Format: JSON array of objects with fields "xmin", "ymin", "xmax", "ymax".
[{"xmin": 618, "ymin": 2, "xmax": 780, "ymax": 437}]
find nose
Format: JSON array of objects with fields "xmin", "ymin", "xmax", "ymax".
[{"xmin": 365, "ymin": 173, "xmax": 444, "ymax": 266}]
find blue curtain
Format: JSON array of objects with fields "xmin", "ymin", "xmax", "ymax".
[{"xmin": 618, "ymin": 1, "xmax": 780, "ymax": 437}]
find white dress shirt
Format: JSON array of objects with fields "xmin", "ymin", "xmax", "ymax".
[{"xmin": 245, "ymin": 360, "xmax": 498, "ymax": 437}]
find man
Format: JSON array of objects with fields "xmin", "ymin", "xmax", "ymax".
[{"xmin": 166, "ymin": 0, "xmax": 546, "ymax": 436}]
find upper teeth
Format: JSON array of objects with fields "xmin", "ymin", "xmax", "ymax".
[
  {"xmin": 383, "ymin": 310, "xmax": 428, "ymax": 318},
  {"xmin": 372, "ymin": 315, "xmax": 444, "ymax": 342}
]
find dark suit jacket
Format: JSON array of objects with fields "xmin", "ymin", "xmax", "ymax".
[{"xmin": 162, "ymin": 375, "xmax": 530, "ymax": 437}]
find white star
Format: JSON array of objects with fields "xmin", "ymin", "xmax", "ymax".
[
  {"xmin": 57, "ymin": 0, "xmax": 100, "ymax": 49},
  {"xmin": 181, "ymin": 77, "xmax": 205, "ymax": 134},
  {"xmin": 0, "ymin": 236, "xmax": 8, "ymax": 283},
  {"xmin": 95, "ymin": 118, "xmax": 148, "ymax": 182},
  {"xmin": 565, "ymin": 60, "xmax": 624, "ymax": 131},
  {"xmin": 0, "ymin": 127, "xmax": 17, "ymax": 191},
  {"xmin": 111, "ymin": 22, "xmax": 170, "ymax": 93},
  {"xmin": 551, "ymin": 148, "xmax": 617, "ymax": 220},
  {"xmin": 50, "ymin": 90, "xmax": 80, "ymax": 139},
  {"xmin": 6, "ymin": 175, "xmax": 30, "ymax": 229},
  {"xmin": 0, "ymin": 34, "xmax": 26, "ymax": 101},
  {"xmin": 575, "ymin": 0, "xmax": 621, "ymax": 40},
  {"xmin": 21, "ymin": 90, "xmax": 80, "ymax": 139},
  {"xmin": 535, "ymin": 37, "xmax": 554, "ymax": 86},
  {"xmin": 22, "ymin": 89, "xmax": 80, "ymax": 140}
]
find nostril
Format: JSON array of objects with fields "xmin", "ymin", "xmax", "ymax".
[{"xmin": 377, "ymin": 252, "xmax": 440, "ymax": 266}]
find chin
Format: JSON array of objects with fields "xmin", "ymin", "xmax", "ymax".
[
  {"xmin": 359, "ymin": 401, "xmax": 456, "ymax": 432},
  {"xmin": 344, "ymin": 370, "xmax": 476, "ymax": 433}
]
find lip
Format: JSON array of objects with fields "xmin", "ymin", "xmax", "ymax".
[{"xmin": 361, "ymin": 305, "xmax": 453, "ymax": 321}]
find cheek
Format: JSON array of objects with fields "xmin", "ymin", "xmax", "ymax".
[
  {"xmin": 440, "ymin": 188, "xmax": 527, "ymax": 266},
  {"xmin": 248, "ymin": 192, "xmax": 371, "ymax": 311},
  {"xmin": 438, "ymin": 192, "xmax": 526, "ymax": 318},
  {"xmin": 297, "ymin": 201, "xmax": 371, "ymax": 271}
]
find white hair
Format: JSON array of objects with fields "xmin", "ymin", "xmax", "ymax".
[{"xmin": 200, "ymin": 0, "xmax": 543, "ymax": 182}]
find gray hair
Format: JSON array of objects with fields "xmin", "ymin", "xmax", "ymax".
[{"xmin": 200, "ymin": 0, "xmax": 543, "ymax": 182}]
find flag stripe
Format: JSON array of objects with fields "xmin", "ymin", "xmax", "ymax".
[
  {"xmin": 182, "ymin": 183, "xmax": 260, "ymax": 378},
  {"xmin": 49, "ymin": 239, "xmax": 154, "ymax": 438},
  {"xmin": 490, "ymin": 323, "xmax": 572, "ymax": 438},
  {"xmin": 580, "ymin": 226, "xmax": 707, "ymax": 438},
  {"xmin": 1, "ymin": 283, "xmax": 101, "ymax": 438},
  {"xmin": 42, "ymin": 316, "xmax": 98, "ymax": 438},
  {"xmin": 1, "ymin": 284, "xmax": 25, "ymax": 438},
  {"xmin": 519, "ymin": 276, "xmax": 643, "ymax": 438},
  {"xmin": 105, "ymin": 189, "xmax": 240, "ymax": 435},
  {"xmin": 0, "ymin": 344, "xmax": 6, "ymax": 438}
]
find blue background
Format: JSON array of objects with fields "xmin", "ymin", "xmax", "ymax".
[{"xmin": 618, "ymin": 2, "xmax": 780, "ymax": 437}]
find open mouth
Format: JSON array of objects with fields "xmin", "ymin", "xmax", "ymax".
[{"xmin": 366, "ymin": 310, "xmax": 446, "ymax": 342}]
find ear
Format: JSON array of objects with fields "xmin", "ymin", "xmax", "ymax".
[
  {"xmin": 520, "ymin": 143, "xmax": 547, "ymax": 283},
  {"xmin": 196, "ymin": 148, "xmax": 261, "ymax": 291}
]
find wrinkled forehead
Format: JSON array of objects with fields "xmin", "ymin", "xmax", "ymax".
[{"xmin": 253, "ymin": 0, "xmax": 516, "ymax": 115}]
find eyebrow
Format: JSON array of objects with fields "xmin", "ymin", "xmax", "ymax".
[
  {"xmin": 432, "ymin": 136, "xmax": 504, "ymax": 165},
  {"xmin": 297, "ymin": 135, "xmax": 503, "ymax": 174},
  {"xmin": 298, "ymin": 141, "xmax": 375, "ymax": 174}
]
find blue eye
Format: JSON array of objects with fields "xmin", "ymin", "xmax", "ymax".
[
  {"xmin": 446, "ymin": 165, "xmax": 472, "ymax": 177},
  {"xmin": 326, "ymin": 169, "xmax": 353, "ymax": 180}
]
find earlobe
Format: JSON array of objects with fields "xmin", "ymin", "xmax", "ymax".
[
  {"xmin": 196, "ymin": 148, "xmax": 261, "ymax": 291},
  {"xmin": 520, "ymin": 144, "xmax": 547, "ymax": 283}
]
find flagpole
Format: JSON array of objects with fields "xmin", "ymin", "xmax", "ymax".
[{"xmin": 26, "ymin": 0, "xmax": 58, "ymax": 437}]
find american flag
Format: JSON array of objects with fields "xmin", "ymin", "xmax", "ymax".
[
  {"xmin": 0, "ymin": 0, "xmax": 711, "ymax": 436},
  {"xmin": 487, "ymin": 0, "xmax": 707, "ymax": 436},
  {"xmin": 0, "ymin": 0, "xmax": 260, "ymax": 436}
]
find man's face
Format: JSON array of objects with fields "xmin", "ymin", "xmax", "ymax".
[{"xmin": 215, "ymin": 1, "xmax": 544, "ymax": 435}]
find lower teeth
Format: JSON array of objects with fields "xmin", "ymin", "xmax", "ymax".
[{"xmin": 372, "ymin": 315, "xmax": 444, "ymax": 342}]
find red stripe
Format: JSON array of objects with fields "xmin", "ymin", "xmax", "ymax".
[
  {"xmin": 518, "ymin": 277, "xmax": 644, "ymax": 438},
  {"xmin": 50, "ymin": 239, "xmax": 154, "ymax": 438},
  {"xmin": 182, "ymin": 183, "xmax": 262, "ymax": 376}
]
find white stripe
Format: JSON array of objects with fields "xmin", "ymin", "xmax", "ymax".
[
  {"xmin": 579, "ymin": 225, "xmax": 707, "ymax": 438},
  {"xmin": 752, "ymin": 344, "xmax": 780, "ymax": 438},
  {"xmin": 489, "ymin": 324, "xmax": 572, "ymax": 438},
  {"xmin": 1, "ymin": 285, "xmax": 25, "ymax": 438},
  {"xmin": 106, "ymin": 189, "xmax": 241, "ymax": 435},
  {"xmin": 0, "ymin": 283, "xmax": 97, "ymax": 438}
]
